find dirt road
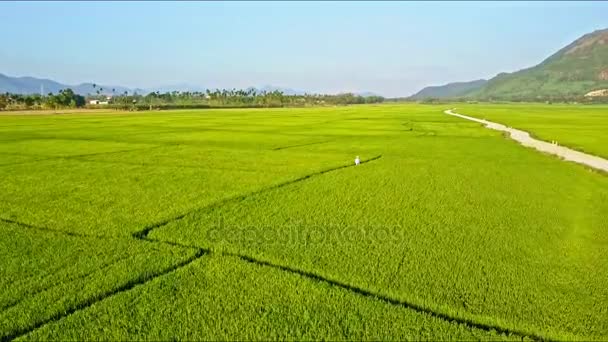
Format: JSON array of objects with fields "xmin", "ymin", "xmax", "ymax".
[{"xmin": 445, "ymin": 109, "xmax": 608, "ymax": 173}]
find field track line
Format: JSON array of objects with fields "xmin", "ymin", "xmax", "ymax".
[
  {"xmin": 272, "ymin": 140, "xmax": 333, "ymax": 150},
  {"xmin": 445, "ymin": 109, "xmax": 608, "ymax": 173},
  {"xmin": 0, "ymin": 218, "xmax": 112, "ymax": 239},
  {"xmin": 0, "ymin": 254, "xmax": 133, "ymax": 313},
  {"xmin": 4, "ymin": 215, "xmax": 551, "ymax": 341},
  {"xmin": 222, "ymin": 250, "xmax": 550, "ymax": 341},
  {"xmin": 61, "ymin": 145, "xmax": 164, "ymax": 160},
  {"xmin": 132, "ymin": 154, "xmax": 383, "ymax": 239},
  {"xmin": 0, "ymin": 145, "xmax": 163, "ymax": 168},
  {"xmin": 0, "ymin": 157, "xmax": 57, "ymax": 167},
  {"xmin": 53, "ymin": 158, "xmax": 281, "ymax": 173},
  {"xmin": 3, "ymin": 149, "xmax": 549, "ymax": 340},
  {"xmin": 5, "ymin": 235, "xmax": 549, "ymax": 342},
  {"xmin": 2, "ymin": 248, "xmax": 206, "ymax": 342},
  {"xmin": 142, "ymin": 229, "xmax": 554, "ymax": 341}
]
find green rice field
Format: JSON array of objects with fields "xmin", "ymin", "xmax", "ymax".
[{"xmin": 1, "ymin": 103, "xmax": 607, "ymax": 340}]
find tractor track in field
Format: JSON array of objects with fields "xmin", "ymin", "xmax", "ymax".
[
  {"xmin": 445, "ymin": 109, "xmax": 608, "ymax": 173},
  {"xmin": 2, "ymin": 248, "xmax": 206, "ymax": 342},
  {"xmin": 0, "ymin": 218, "xmax": 112, "ymax": 239},
  {"xmin": 0, "ymin": 145, "xmax": 164, "ymax": 168},
  {"xmin": 2, "ymin": 153, "xmax": 549, "ymax": 341},
  {"xmin": 4, "ymin": 219, "xmax": 550, "ymax": 341},
  {"xmin": 4, "ymin": 229, "xmax": 548, "ymax": 342},
  {"xmin": 0, "ymin": 254, "xmax": 133, "ymax": 313},
  {"xmin": 0, "ymin": 157, "xmax": 57, "ymax": 167},
  {"xmin": 271, "ymin": 140, "xmax": 333, "ymax": 150},
  {"xmin": 52, "ymin": 158, "xmax": 283, "ymax": 174},
  {"xmin": 221, "ymin": 250, "xmax": 548, "ymax": 341},
  {"xmin": 4, "ymin": 155, "xmax": 387, "ymax": 340},
  {"xmin": 132, "ymin": 154, "xmax": 383, "ymax": 239}
]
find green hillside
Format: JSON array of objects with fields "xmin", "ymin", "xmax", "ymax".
[
  {"xmin": 469, "ymin": 28, "xmax": 608, "ymax": 100},
  {"xmin": 409, "ymin": 79, "xmax": 487, "ymax": 99}
]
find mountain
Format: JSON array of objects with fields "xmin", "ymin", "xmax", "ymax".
[
  {"xmin": 0, "ymin": 75, "xmax": 306, "ymax": 96},
  {"xmin": 469, "ymin": 28, "xmax": 608, "ymax": 99},
  {"xmin": 0, "ymin": 73, "xmax": 132, "ymax": 96},
  {"xmin": 1, "ymin": 73, "xmax": 384, "ymax": 98},
  {"xmin": 256, "ymin": 85, "xmax": 306, "ymax": 95},
  {"xmin": 354, "ymin": 91, "xmax": 382, "ymax": 97},
  {"xmin": 409, "ymin": 79, "xmax": 487, "ymax": 99},
  {"xmin": 0, "ymin": 76, "xmax": 316, "ymax": 97},
  {"xmin": 254, "ymin": 86, "xmax": 381, "ymax": 97},
  {"xmin": 143, "ymin": 83, "xmax": 207, "ymax": 94},
  {"xmin": 408, "ymin": 28, "xmax": 608, "ymax": 100},
  {"xmin": 0, "ymin": 73, "xmax": 68, "ymax": 95}
]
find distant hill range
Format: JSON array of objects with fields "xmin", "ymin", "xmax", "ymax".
[
  {"xmin": 0, "ymin": 73, "xmax": 134, "ymax": 96},
  {"xmin": 411, "ymin": 28, "xmax": 608, "ymax": 100},
  {"xmin": 0, "ymin": 74, "xmax": 380, "ymax": 98}
]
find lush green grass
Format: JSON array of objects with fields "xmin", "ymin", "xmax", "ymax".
[
  {"xmin": 1, "ymin": 104, "xmax": 607, "ymax": 340},
  {"xmin": 0, "ymin": 221, "xmax": 199, "ymax": 340},
  {"xmin": 20, "ymin": 254, "xmax": 518, "ymax": 341},
  {"xmin": 456, "ymin": 103, "xmax": 608, "ymax": 159},
  {"xmin": 0, "ymin": 109, "xmax": 357, "ymax": 236}
]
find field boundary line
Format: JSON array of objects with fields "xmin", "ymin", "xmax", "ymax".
[
  {"xmin": 0, "ymin": 218, "xmax": 114, "ymax": 240},
  {"xmin": 0, "ymin": 145, "xmax": 163, "ymax": 169},
  {"xmin": 138, "ymin": 224, "xmax": 559, "ymax": 342},
  {"xmin": 222, "ymin": 250, "xmax": 553, "ymax": 341},
  {"xmin": 0, "ymin": 253, "xmax": 133, "ymax": 313},
  {"xmin": 445, "ymin": 109, "xmax": 608, "ymax": 173},
  {"xmin": 0, "ymin": 157, "xmax": 57, "ymax": 168},
  {"xmin": 55, "ymin": 158, "xmax": 283, "ymax": 173},
  {"xmin": 272, "ymin": 140, "xmax": 333, "ymax": 151},
  {"xmin": 60, "ymin": 145, "xmax": 165, "ymax": 160},
  {"xmin": 132, "ymin": 154, "xmax": 383, "ymax": 239},
  {"xmin": 2, "ymin": 248, "xmax": 207, "ymax": 342}
]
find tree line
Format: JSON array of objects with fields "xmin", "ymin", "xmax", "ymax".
[
  {"xmin": 0, "ymin": 89, "xmax": 86, "ymax": 110},
  {"xmin": 0, "ymin": 88, "xmax": 385, "ymax": 111}
]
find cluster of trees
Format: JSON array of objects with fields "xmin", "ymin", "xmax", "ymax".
[
  {"xmin": 0, "ymin": 88, "xmax": 384, "ymax": 111},
  {"xmin": 0, "ymin": 89, "xmax": 85, "ymax": 110},
  {"xmin": 102, "ymin": 89, "xmax": 385, "ymax": 110}
]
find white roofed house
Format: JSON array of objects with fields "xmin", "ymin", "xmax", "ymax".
[{"xmin": 89, "ymin": 99, "xmax": 109, "ymax": 105}]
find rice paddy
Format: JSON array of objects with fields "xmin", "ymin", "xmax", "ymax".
[{"xmin": 1, "ymin": 103, "xmax": 606, "ymax": 340}]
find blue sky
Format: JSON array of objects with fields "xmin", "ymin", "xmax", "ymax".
[{"xmin": 1, "ymin": 1, "xmax": 606, "ymax": 97}]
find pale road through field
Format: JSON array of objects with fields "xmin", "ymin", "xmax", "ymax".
[{"xmin": 444, "ymin": 109, "xmax": 608, "ymax": 173}]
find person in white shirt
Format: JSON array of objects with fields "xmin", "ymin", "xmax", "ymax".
[{"xmin": 355, "ymin": 156, "xmax": 360, "ymax": 165}]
